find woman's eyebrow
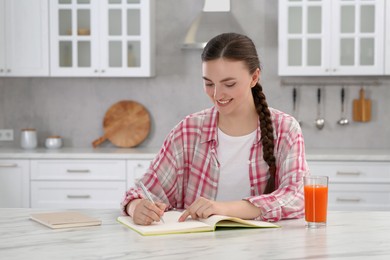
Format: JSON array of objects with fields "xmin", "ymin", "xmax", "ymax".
[{"xmin": 202, "ymin": 76, "xmax": 236, "ymax": 82}]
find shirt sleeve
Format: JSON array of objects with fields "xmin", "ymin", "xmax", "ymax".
[
  {"xmin": 245, "ymin": 120, "xmax": 309, "ymax": 222},
  {"xmin": 120, "ymin": 126, "xmax": 182, "ymax": 215}
]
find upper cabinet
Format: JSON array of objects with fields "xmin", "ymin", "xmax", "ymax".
[
  {"xmin": 385, "ymin": 1, "xmax": 390, "ymax": 74},
  {"xmin": 0, "ymin": 0, "xmax": 49, "ymax": 77},
  {"xmin": 49, "ymin": 0, "xmax": 155, "ymax": 77},
  {"xmin": 278, "ymin": 0, "xmax": 385, "ymax": 76}
]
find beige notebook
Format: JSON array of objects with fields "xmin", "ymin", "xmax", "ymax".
[
  {"xmin": 117, "ymin": 211, "xmax": 279, "ymax": 236},
  {"xmin": 30, "ymin": 211, "xmax": 102, "ymax": 229}
]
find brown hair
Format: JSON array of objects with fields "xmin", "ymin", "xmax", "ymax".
[{"xmin": 201, "ymin": 33, "xmax": 276, "ymax": 194}]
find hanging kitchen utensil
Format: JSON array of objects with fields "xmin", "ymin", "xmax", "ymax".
[
  {"xmin": 315, "ymin": 88, "xmax": 325, "ymax": 130},
  {"xmin": 292, "ymin": 87, "xmax": 302, "ymax": 126},
  {"xmin": 92, "ymin": 100, "xmax": 151, "ymax": 148},
  {"xmin": 353, "ymin": 88, "xmax": 371, "ymax": 122},
  {"xmin": 337, "ymin": 87, "xmax": 349, "ymax": 126}
]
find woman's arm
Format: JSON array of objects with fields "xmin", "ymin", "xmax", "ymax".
[{"xmin": 179, "ymin": 197, "xmax": 262, "ymax": 222}]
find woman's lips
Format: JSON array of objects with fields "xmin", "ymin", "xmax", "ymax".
[{"xmin": 216, "ymin": 98, "xmax": 233, "ymax": 106}]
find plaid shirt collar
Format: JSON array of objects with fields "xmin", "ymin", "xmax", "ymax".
[{"xmin": 200, "ymin": 106, "xmax": 263, "ymax": 146}]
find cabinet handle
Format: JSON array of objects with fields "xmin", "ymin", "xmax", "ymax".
[
  {"xmin": 0, "ymin": 69, "xmax": 3, "ymax": 72},
  {"xmin": 67, "ymin": 195, "xmax": 91, "ymax": 199},
  {"xmin": 66, "ymin": 169, "xmax": 91, "ymax": 173},
  {"xmin": 0, "ymin": 163, "xmax": 18, "ymax": 168},
  {"xmin": 336, "ymin": 197, "xmax": 361, "ymax": 202},
  {"xmin": 94, "ymin": 69, "xmax": 98, "ymax": 73},
  {"xmin": 7, "ymin": 69, "xmax": 11, "ymax": 73},
  {"xmin": 101, "ymin": 70, "xmax": 105, "ymax": 73},
  {"xmin": 336, "ymin": 171, "xmax": 360, "ymax": 176}
]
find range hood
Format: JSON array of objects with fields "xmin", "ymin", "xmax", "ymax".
[{"xmin": 182, "ymin": 0, "xmax": 245, "ymax": 49}]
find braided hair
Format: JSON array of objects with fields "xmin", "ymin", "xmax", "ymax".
[{"xmin": 201, "ymin": 33, "xmax": 276, "ymax": 194}]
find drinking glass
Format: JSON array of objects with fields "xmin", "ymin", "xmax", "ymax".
[{"xmin": 304, "ymin": 175, "xmax": 329, "ymax": 228}]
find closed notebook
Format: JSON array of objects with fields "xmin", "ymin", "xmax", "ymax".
[
  {"xmin": 117, "ymin": 211, "xmax": 279, "ymax": 236},
  {"xmin": 30, "ymin": 211, "xmax": 102, "ymax": 229}
]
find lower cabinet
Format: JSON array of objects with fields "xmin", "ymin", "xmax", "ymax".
[
  {"xmin": 0, "ymin": 159, "xmax": 30, "ymax": 207},
  {"xmin": 308, "ymin": 161, "xmax": 390, "ymax": 211},
  {"xmin": 126, "ymin": 160, "xmax": 151, "ymax": 188},
  {"xmin": 30, "ymin": 159, "xmax": 126, "ymax": 209},
  {"xmin": 31, "ymin": 181, "xmax": 125, "ymax": 209}
]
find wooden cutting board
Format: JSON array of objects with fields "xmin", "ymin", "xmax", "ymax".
[
  {"xmin": 92, "ymin": 100, "xmax": 151, "ymax": 148},
  {"xmin": 353, "ymin": 88, "xmax": 371, "ymax": 122}
]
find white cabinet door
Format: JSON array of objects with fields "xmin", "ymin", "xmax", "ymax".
[
  {"xmin": 31, "ymin": 181, "xmax": 126, "ymax": 209},
  {"xmin": 0, "ymin": 0, "xmax": 49, "ymax": 77},
  {"xmin": 0, "ymin": 0, "xmax": 5, "ymax": 75},
  {"xmin": 50, "ymin": 0, "xmax": 155, "ymax": 77},
  {"xmin": 126, "ymin": 160, "xmax": 151, "ymax": 188},
  {"xmin": 279, "ymin": 0, "xmax": 331, "ymax": 76},
  {"xmin": 279, "ymin": 0, "xmax": 385, "ymax": 76},
  {"xmin": 0, "ymin": 160, "xmax": 29, "ymax": 208},
  {"xmin": 308, "ymin": 160, "xmax": 390, "ymax": 211},
  {"xmin": 30, "ymin": 159, "xmax": 127, "ymax": 209},
  {"xmin": 385, "ymin": 1, "xmax": 390, "ymax": 74},
  {"xmin": 331, "ymin": 0, "xmax": 384, "ymax": 75}
]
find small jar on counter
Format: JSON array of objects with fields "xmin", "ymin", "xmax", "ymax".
[
  {"xmin": 20, "ymin": 129, "xmax": 38, "ymax": 149},
  {"xmin": 45, "ymin": 136, "xmax": 63, "ymax": 149}
]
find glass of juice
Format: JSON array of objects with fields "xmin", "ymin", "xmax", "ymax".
[{"xmin": 304, "ymin": 176, "xmax": 329, "ymax": 228}]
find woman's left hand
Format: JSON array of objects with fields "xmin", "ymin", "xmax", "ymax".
[{"xmin": 178, "ymin": 197, "xmax": 223, "ymax": 222}]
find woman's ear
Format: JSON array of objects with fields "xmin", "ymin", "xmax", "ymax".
[{"xmin": 251, "ymin": 68, "xmax": 260, "ymax": 87}]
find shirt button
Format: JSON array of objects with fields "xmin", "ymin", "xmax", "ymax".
[
  {"xmin": 250, "ymin": 186, "xmax": 255, "ymax": 190},
  {"xmin": 247, "ymin": 160, "xmax": 251, "ymax": 164}
]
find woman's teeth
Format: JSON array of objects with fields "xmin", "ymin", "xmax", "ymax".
[{"xmin": 217, "ymin": 99, "xmax": 232, "ymax": 104}]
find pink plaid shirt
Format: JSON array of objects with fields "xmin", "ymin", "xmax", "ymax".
[{"xmin": 121, "ymin": 106, "xmax": 308, "ymax": 222}]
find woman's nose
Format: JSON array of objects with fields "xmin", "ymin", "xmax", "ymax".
[{"xmin": 213, "ymin": 85, "xmax": 220, "ymax": 99}]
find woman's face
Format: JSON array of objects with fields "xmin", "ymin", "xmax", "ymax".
[{"xmin": 202, "ymin": 58, "xmax": 259, "ymax": 117}]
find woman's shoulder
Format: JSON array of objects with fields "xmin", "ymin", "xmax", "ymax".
[
  {"xmin": 170, "ymin": 107, "xmax": 217, "ymax": 134},
  {"xmin": 269, "ymin": 107, "xmax": 301, "ymax": 133},
  {"xmin": 181, "ymin": 106, "xmax": 217, "ymax": 126}
]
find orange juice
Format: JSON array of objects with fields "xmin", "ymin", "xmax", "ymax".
[{"xmin": 304, "ymin": 185, "xmax": 328, "ymax": 223}]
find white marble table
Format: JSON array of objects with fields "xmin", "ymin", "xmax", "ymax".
[{"xmin": 1, "ymin": 209, "xmax": 390, "ymax": 259}]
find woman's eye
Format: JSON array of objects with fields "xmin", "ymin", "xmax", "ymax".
[
  {"xmin": 225, "ymin": 83, "xmax": 236, "ymax": 87},
  {"xmin": 205, "ymin": 83, "xmax": 214, "ymax": 87}
]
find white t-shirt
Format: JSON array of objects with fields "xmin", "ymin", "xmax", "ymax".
[{"xmin": 215, "ymin": 128, "xmax": 256, "ymax": 201}]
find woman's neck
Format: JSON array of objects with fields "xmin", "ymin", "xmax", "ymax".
[{"xmin": 218, "ymin": 110, "xmax": 258, "ymax": 136}]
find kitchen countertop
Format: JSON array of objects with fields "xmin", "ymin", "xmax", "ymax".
[
  {"xmin": 0, "ymin": 208, "xmax": 389, "ymax": 259},
  {"xmin": 0, "ymin": 147, "xmax": 158, "ymax": 160},
  {"xmin": 0, "ymin": 147, "xmax": 390, "ymax": 161}
]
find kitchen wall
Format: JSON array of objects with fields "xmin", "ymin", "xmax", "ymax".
[{"xmin": 1, "ymin": 0, "xmax": 390, "ymax": 150}]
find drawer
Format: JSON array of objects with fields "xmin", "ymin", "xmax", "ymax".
[
  {"xmin": 308, "ymin": 161, "xmax": 390, "ymax": 184},
  {"xmin": 328, "ymin": 183, "xmax": 390, "ymax": 211},
  {"xmin": 31, "ymin": 181, "xmax": 126, "ymax": 209},
  {"xmin": 31, "ymin": 160, "xmax": 126, "ymax": 180}
]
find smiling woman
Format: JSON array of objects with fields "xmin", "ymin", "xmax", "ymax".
[{"xmin": 121, "ymin": 33, "xmax": 309, "ymax": 226}]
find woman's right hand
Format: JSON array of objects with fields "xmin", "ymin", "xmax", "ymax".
[{"xmin": 128, "ymin": 199, "xmax": 166, "ymax": 225}]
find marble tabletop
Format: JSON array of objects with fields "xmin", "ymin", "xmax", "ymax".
[{"xmin": 0, "ymin": 208, "xmax": 389, "ymax": 260}]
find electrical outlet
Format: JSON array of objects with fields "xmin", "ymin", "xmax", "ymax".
[{"xmin": 0, "ymin": 129, "xmax": 14, "ymax": 141}]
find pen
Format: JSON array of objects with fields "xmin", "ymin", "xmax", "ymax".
[{"xmin": 138, "ymin": 181, "xmax": 165, "ymax": 223}]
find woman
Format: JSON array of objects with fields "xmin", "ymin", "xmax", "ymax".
[{"xmin": 121, "ymin": 33, "xmax": 308, "ymax": 225}]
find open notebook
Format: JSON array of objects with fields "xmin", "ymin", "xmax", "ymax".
[
  {"xmin": 117, "ymin": 211, "xmax": 279, "ymax": 236},
  {"xmin": 30, "ymin": 211, "xmax": 102, "ymax": 229}
]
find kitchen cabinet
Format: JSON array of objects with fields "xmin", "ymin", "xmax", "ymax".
[
  {"xmin": 0, "ymin": 0, "xmax": 49, "ymax": 76},
  {"xmin": 0, "ymin": 160, "xmax": 30, "ymax": 207},
  {"xmin": 385, "ymin": 2, "xmax": 390, "ymax": 74},
  {"xmin": 30, "ymin": 159, "xmax": 126, "ymax": 209},
  {"xmin": 278, "ymin": 0, "xmax": 385, "ymax": 76},
  {"xmin": 49, "ymin": 0, "xmax": 155, "ymax": 77},
  {"xmin": 126, "ymin": 159, "xmax": 151, "ymax": 188},
  {"xmin": 308, "ymin": 161, "xmax": 390, "ymax": 211}
]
